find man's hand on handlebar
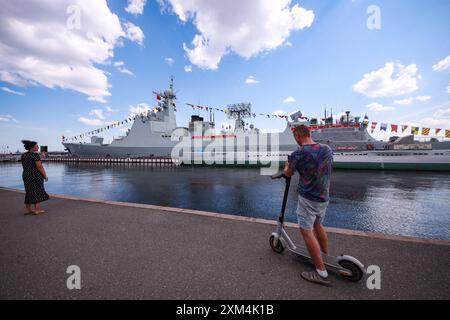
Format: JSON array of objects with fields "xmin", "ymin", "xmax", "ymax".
[{"xmin": 284, "ymin": 160, "xmax": 295, "ymax": 177}]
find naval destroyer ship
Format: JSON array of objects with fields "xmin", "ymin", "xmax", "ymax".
[{"xmin": 63, "ymin": 79, "xmax": 450, "ymax": 171}]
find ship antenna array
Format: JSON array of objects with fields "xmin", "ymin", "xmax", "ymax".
[{"xmin": 226, "ymin": 103, "xmax": 252, "ymax": 120}]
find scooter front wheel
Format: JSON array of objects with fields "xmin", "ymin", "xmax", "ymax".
[
  {"xmin": 269, "ymin": 235, "xmax": 284, "ymax": 253},
  {"xmin": 338, "ymin": 260, "xmax": 364, "ymax": 282}
]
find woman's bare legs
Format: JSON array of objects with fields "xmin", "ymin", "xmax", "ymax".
[
  {"xmin": 33, "ymin": 202, "xmax": 45, "ymax": 214},
  {"xmin": 24, "ymin": 204, "xmax": 34, "ymax": 214}
]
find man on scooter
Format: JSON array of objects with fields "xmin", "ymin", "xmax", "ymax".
[{"xmin": 284, "ymin": 125, "xmax": 334, "ymax": 286}]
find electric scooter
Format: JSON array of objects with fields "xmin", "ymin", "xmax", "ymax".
[{"xmin": 269, "ymin": 172, "xmax": 366, "ymax": 282}]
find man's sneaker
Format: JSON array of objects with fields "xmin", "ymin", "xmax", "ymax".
[{"xmin": 301, "ymin": 270, "xmax": 332, "ymax": 287}]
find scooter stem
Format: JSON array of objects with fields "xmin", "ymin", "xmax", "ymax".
[{"xmin": 279, "ymin": 176, "xmax": 291, "ymax": 222}]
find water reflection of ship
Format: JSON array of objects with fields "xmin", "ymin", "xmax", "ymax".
[{"xmin": 62, "ymin": 78, "xmax": 450, "ymax": 171}]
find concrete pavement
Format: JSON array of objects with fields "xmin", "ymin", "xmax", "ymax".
[{"xmin": 0, "ymin": 188, "xmax": 449, "ymax": 300}]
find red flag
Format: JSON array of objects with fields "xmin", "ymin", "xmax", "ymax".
[
  {"xmin": 391, "ymin": 124, "xmax": 398, "ymax": 133},
  {"xmin": 435, "ymin": 128, "xmax": 442, "ymax": 135},
  {"xmin": 156, "ymin": 95, "xmax": 161, "ymax": 101}
]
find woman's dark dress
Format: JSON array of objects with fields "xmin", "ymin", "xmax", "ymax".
[{"xmin": 21, "ymin": 152, "xmax": 49, "ymax": 204}]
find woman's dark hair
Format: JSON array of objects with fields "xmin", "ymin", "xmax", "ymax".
[{"xmin": 21, "ymin": 140, "xmax": 37, "ymax": 151}]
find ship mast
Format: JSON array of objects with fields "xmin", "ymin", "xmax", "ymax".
[{"xmin": 150, "ymin": 76, "xmax": 177, "ymax": 132}]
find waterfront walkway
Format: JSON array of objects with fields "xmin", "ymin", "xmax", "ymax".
[{"xmin": 0, "ymin": 187, "xmax": 449, "ymax": 300}]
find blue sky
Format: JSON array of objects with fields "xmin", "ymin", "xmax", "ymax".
[{"xmin": 0, "ymin": 0, "xmax": 449, "ymax": 152}]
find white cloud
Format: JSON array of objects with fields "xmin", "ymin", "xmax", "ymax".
[
  {"xmin": 285, "ymin": 41, "xmax": 293, "ymax": 47},
  {"xmin": 160, "ymin": 0, "xmax": 314, "ymax": 69},
  {"xmin": 89, "ymin": 109, "xmax": 105, "ymax": 120},
  {"xmin": 184, "ymin": 65, "xmax": 193, "ymax": 72},
  {"xmin": 113, "ymin": 61, "xmax": 125, "ymax": 67},
  {"xmin": 394, "ymin": 98, "xmax": 413, "ymax": 105},
  {"xmin": 415, "ymin": 95, "xmax": 431, "ymax": 101},
  {"xmin": 394, "ymin": 95, "xmax": 432, "ymax": 105},
  {"xmin": 366, "ymin": 102, "xmax": 395, "ymax": 112},
  {"xmin": 123, "ymin": 22, "xmax": 145, "ymax": 46},
  {"xmin": 272, "ymin": 109, "xmax": 286, "ymax": 116},
  {"xmin": 113, "ymin": 61, "xmax": 134, "ymax": 76},
  {"xmin": 118, "ymin": 67, "xmax": 134, "ymax": 75},
  {"xmin": 129, "ymin": 103, "xmax": 151, "ymax": 116},
  {"xmin": 0, "ymin": 1, "xmax": 144, "ymax": 103},
  {"xmin": 245, "ymin": 76, "xmax": 258, "ymax": 84},
  {"xmin": 433, "ymin": 108, "xmax": 450, "ymax": 118},
  {"xmin": 0, "ymin": 114, "xmax": 18, "ymax": 123},
  {"xmin": 432, "ymin": 55, "xmax": 450, "ymax": 72},
  {"xmin": 353, "ymin": 63, "xmax": 420, "ymax": 98},
  {"xmin": 105, "ymin": 106, "xmax": 117, "ymax": 113},
  {"xmin": 125, "ymin": 0, "xmax": 147, "ymax": 15},
  {"xmin": 418, "ymin": 106, "xmax": 450, "ymax": 129},
  {"xmin": 419, "ymin": 118, "xmax": 450, "ymax": 129},
  {"xmin": 78, "ymin": 117, "xmax": 104, "ymax": 126},
  {"xmin": 165, "ymin": 57, "xmax": 175, "ymax": 65},
  {"xmin": 1, "ymin": 86, "xmax": 25, "ymax": 96},
  {"xmin": 282, "ymin": 96, "xmax": 296, "ymax": 103},
  {"xmin": 447, "ymin": 85, "xmax": 450, "ymax": 93}
]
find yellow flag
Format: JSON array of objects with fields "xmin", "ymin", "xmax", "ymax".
[
  {"xmin": 411, "ymin": 126, "xmax": 419, "ymax": 135},
  {"xmin": 421, "ymin": 128, "xmax": 430, "ymax": 136},
  {"xmin": 446, "ymin": 130, "xmax": 450, "ymax": 138}
]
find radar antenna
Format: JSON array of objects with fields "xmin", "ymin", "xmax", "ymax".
[{"xmin": 226, "ymin": 102, "xmax": 251, "ymax": 132}]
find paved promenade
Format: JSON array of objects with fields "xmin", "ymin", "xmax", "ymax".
[{"xmin": 0, "ymin": 188, "xmax": 449, "ymax": 300}]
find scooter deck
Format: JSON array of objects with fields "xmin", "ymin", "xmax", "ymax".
[{"xmin": 289, "ymin": 246, "xmax": 341, "ymax": 268}]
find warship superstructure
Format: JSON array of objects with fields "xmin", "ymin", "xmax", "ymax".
[{"xmin": 63, "ymin": 79, "xmax": 450, "ymax": 171}]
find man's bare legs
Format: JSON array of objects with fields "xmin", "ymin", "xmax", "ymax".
[
  {"xmin": 300, "ymin": 228, "xmax": 326, "ymax": 271},
  {"xmin": 313, "ymin": 223, "xmax": 328, "ymax": 255},
  {"xmin": 299, "ymin": 223, "xmax": 329, "ymax": 272}
]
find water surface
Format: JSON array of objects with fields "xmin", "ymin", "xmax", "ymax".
[{"xmin": 1, "ymin": 163, "xmax": 449, "ymax": 240}]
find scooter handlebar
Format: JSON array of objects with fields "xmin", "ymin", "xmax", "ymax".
[{"xmin": 271, "ymin": 172, "xmax": 287, "ymax": 180}]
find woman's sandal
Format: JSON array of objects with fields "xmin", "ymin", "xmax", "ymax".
[
  {"xmin": 24, "ymin": 211, "xmax": 36, "ymax": 215},
  {"xmin": 33, "ymin": 210, "xmax": 45, "ymax": 215}
]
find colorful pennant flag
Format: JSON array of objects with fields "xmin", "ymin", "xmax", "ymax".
[
  {"xmin": 446, "ymin": 130, "xmax": 450, "ymax": 138},
  {"xmin": 391, "ymin": 124, "xmax": 398, "ymax": 133},
  {"xmin": 401, "ymin": 125, "xmax": 408, "ymax": 133},
  {"xmin": 411, "ymin": 126, "xmax": 419, "ymax": 135},
  {"xmin": 435, "ymin": 128, "xmax": 441, "ymax": 135},
  {"xmin": 422, "ymin": 128, "xmax": 430, "ymax": 136},
  {"xmin": 371, "ymin": 122, "xmax": 377, "ymax": 133},
  {"xmin": 380, "ymin": 123, "xmax": 387, "ymax": 131}
]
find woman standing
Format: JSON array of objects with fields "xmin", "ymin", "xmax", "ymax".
[{"xmin": 21, "ymin": 140, "xmax": 49, "ymax": 215}]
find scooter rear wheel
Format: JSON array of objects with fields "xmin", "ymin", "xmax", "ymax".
[
  {"xmin": 269, "ymin": 235, "xmax": 284, "ymax": 253},
  {"xmin": 338, "ymin": 260, "xmax": 364, "ymax": 282}
]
